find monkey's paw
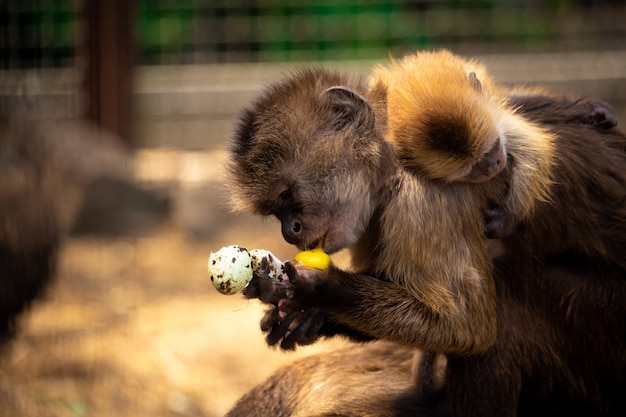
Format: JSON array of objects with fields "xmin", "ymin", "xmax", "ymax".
[
  {"xmin": 260, "ymin": 303, "xmax": 325, "ymax": 350},
  {"xmin": 242, "ymin": 257, "xmax": 292, "ymax": 304},
  {"xmin": 482, "ymin": 206, "xmax": 513, "ymax": 239},
  {"xmin": 256, "ymin": 261, "xmax": 329, "ymax": 350}
]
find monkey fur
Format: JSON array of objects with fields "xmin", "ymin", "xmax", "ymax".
[
  {"xmin": 225, "ymin": 66, "xmax": 626, "ymax": 416},
  {"xmin": 371, "ymin": 49, "xmax": 625, "ymax": 402},
  {"xmin": 228, "ymin": 67, "xmax": 497, "ymax": 356},
  {"xmin": 370, "ymin": 49, "xmax": 619, "ymax": 238},
  {"xmin": 226, "ymin": 341, "xmax": 450, "ymax": 417}
]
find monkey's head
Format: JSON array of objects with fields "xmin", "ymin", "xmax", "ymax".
[
  {"xmin": 226, "ymin": 68, "xmax": 395, "ymax": 254},
  {"xmin": 372, "ymin": 50, "xmax": 509, "ymax": 184}
]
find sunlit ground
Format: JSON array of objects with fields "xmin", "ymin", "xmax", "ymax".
[
  {"xmin": 0, "ymin": 149, "xmax": 348, "ymax": 417},
  {"xmin": 0, "ymin": 225, "xmax": 350, "ymax": 417}
]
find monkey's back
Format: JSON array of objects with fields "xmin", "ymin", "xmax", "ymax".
[{"xmin": 505, "ymin": 120, "xmax": 626, "ymax": 270}]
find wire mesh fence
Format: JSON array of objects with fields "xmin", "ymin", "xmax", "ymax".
[
  {"xmin": 0, "ymin": 1, "xmax": 625, "ymax": 144},
  {"xmin": 136, "ymin": 0, "xmax": 626, "ymax": 65},
  {"xmin": 2, "ymin": 1, "xmax": 625, "ymax": 69}
]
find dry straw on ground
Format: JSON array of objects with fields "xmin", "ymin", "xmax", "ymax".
[{"xmin": 0, "ymin": 224, "xmax": 346, "ymax": 417}]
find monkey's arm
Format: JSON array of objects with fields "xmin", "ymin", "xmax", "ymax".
[
  {"xmin": 248, "ymin": 260, "xmax": 496, "ymax": 354},
  {"xmin": 484, "ymin": 91, "xmax": 618, "ymax": 240},
  {"xmin": 243, "ymin": 265, "xmax": 376, "ymax": 348},
  {"xmin": 508, "ymin": 89, "xmax": 618, "ymax": 129}
]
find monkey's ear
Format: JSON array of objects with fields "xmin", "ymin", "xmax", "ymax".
[
  {"xmin": 469, "ymin": 72, "xmax": 482, "ymax": 92},
  {"xmin": 323, "ymin": 86, "xmax": 376, "ymax": 135},
  {"xmin": 231, "ymin": 108, "xmax": 257, "ymax": 156}
]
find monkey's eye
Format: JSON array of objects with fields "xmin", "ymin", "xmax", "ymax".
[
  {"xmin": 278, "ymin": 189, "xmax": 293, "ymax": 203},
  {"xmin": 259, "ymin": 188, "xmax": 294, "ymax": 215}
]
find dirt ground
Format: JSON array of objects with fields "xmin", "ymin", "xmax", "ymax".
[{"xmin": 0, "ymin": 219, "xmax": 348, "ymax": 417}]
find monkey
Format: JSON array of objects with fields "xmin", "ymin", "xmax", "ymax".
[
  {"xmin": 378, "ymin": 52, "xmax": 626, "ymax": 414},
  {"xmin": 370, "ymin": 49, "xmax": 625, "ymax": 399},
  {"xmin": 0, "ymin": 103, "xmax": 163, "ymax": 345},
  {"xmin": 371, "ymin": 51, "xmax": 515, "ymax": 185},
  {"xmin": 227, "ymin": 67, "xmax": 498, "ymax": 356},
  {"xmin": 370, "ymin": 49, "xmax": 620, "ymax": 238},
  {"xmin": 225, "ymin": 67, "xmax": 626, "ymax": 416},
  {"xmin": 226, "ymin": 341, "xmax": 452, "ymax": 417}
]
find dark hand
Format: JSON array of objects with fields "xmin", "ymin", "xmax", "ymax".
[
  {"xmin": 242, "ymin": 257, "xmax": 290, "ymax": 304},
  {"xmin": 482, "ymin": 206, "xmax": 513, "ymax": 239},
  {"xmin": 255, "ymin": 261, "xmax": 327, "ymax": 350}
]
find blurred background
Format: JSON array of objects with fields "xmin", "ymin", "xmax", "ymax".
[{"xmin": 0, "ymin": 1, "xmax": 625, "ymax": 416}]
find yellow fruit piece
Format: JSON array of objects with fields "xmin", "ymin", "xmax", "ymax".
[{"xmin": 293, "ymin": 247, "xmax": 331, "ymax": 271}]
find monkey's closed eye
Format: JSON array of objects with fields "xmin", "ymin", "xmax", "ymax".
[
  {"xmin": 261, "ymin": 189, "xmax": 294, "ymax": 215},
  {"xmin": 279, "ymin": 189, "xmax": 293, "ymax": 203}
]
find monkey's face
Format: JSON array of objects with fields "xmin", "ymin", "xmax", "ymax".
[
  {"xmin": 411, "ymin": 104, "xmax": 507, "ymax": 184},
  {"xmin": 376, "ymin": 51, "xmax": 509, "ymax": 184},
  {"xmin": 227, "ymin": 69, "xmax": 391, "ymax": 254}
]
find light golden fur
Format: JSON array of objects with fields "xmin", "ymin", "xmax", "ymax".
[{"xmin": 371, "ymin": 49, "xmax": 556, "ymax": 223}]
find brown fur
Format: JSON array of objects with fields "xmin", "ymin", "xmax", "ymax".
[
  {"xmin": 226, "ymin": 342, "xmax": 449, "ymax": 417},
  {"xmin": 371, "ymin": 50, "xmax": 556, "ymax": 228},
  {"xmin": 373, "ymin": 50, "xmax": 626, "ymax": 414},
  {"xmin": 227, "ymin": 67, "xmax": 497, "ymax": 355},
  {"xmin": 225, "ymin": 66, "xmax": 626, "ymax": 416}
]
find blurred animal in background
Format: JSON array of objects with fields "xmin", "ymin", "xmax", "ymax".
[{"xmin": 0, "ymin": 101, "xmax": 170, "ymax": 345}]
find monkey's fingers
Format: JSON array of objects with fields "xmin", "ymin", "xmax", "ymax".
[
  {"xmin": 241, "ymin": 275, "xmax": 262, "ymax": 299},
  {"xmin": 260, "ymin": 306, "xmax": 281, "ymax": 332},
  {"xmin": 244, "ymin": 258, "xmax": 290, "ymax": 304},
  {"xmin": 284, "ymin": 261, "xmax": 322, "ymax": 293},
  {"xmin": 265, "ymin": 310, "xmax": 300, "ymax": 349},
  {"xmin": 242, "ymin": 257, "xmax": 271, "ymax": 299},
  {"xmin": 280, "ymin": 308, "xmax": 324, "ymax": 350},
  {"xmin": 284, "ymin": 261, "xmax": 300, "ymax": 283}
]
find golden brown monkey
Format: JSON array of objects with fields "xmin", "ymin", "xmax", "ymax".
[
  {"xmin": 228, "ymin": 68, "xmax": 497, "ymax": 355},
  {"xmin": 371, "ymin": 50, "xmax": 515, "ymax": 185},
  {"xmin": 371, "ymin": 49, "xmax": 619, "ymax": 237},
  {"xmin": 225, "ymin": 67, "xmax": 626, "ymax": 416}
]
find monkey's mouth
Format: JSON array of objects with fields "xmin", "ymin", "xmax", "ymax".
[
  {"xmin": 304, "ymin": 236, "xmax": 326, "ymax": 252},
  {"xmin": 306, "ymin": 238, "xmax": 323, "ymax": 250}
]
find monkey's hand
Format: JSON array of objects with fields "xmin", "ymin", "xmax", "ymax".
[
  {"xmin": 246, "ymin": 261, "xmax": 373, "ymax": 349},
  {"xmin": 241, "ymin": 258, "xmax": 325, "ymax": 349},
  {"xmin": 261, "ymin": 261, "xmax": 329, "ymax": 350},
  {"xmin": 246, "ymin": 260, "xmax": 332, "ymax": 350},
  {"xmin": 242, "ymin": 257, "xmax": 293, "ymax": 304},
  {"xmin": 260, "ymin": 302, "xmax": 325, "ymax": 350},
  {"xmin": 482, "ymin": 206, "xmax": 514, "ymax": 239}
]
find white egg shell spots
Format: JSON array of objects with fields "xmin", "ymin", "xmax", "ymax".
[{"xmin": 208, "ymin": 245, "xmax": 253, "ymax": 295}]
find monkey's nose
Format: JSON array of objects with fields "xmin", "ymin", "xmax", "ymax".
[{"xmin": 282, "ymin": 219, "xmax": 303, "ymax": 244}]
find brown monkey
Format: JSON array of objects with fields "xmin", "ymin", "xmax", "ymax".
[
  {"xmin": 374, "ymin": 52, "xmax": 626, "ymax": 414},
  {"xmin": 370, "ymin": 49, "xmax": 620, "ymax": 238},
  {"xmin": 227, "ymin": 67, "xmax": 497, "ymax": 355},
  {"xmin": 226, "ymin": 68, "xmax": 626, "ymax": 416},
  {"xmin": 370, "ymin": 49, "xmax": 624, "ymax": 398}
]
